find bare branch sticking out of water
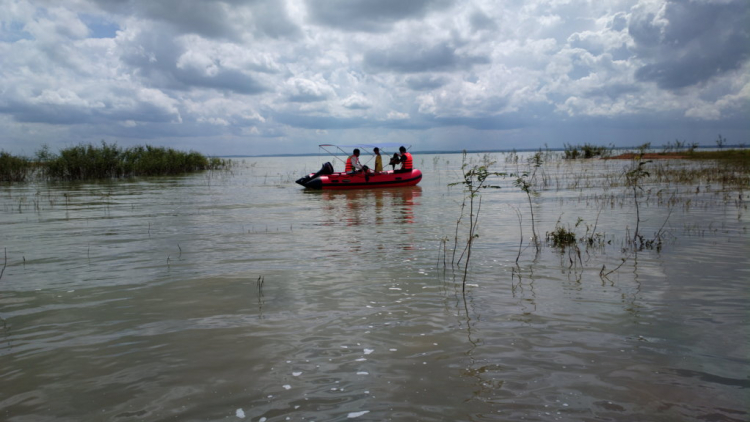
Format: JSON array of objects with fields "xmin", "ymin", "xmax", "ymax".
[
  {"xmin": 257, "ymin": 276, "xmax": 265, "ymax": 295},
  {"xmin": 436, "ymin": 237, "xmax": 449, "ymax": 270},
  {"xmin": 0, "ymin": 248, "xmax": 6, "ymax": 281}
]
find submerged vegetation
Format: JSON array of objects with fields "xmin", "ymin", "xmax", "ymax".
[
  {"xmin": 445, "ymin": 139, "xmax": 749, "ymax": 290},
  {"xmin": 1, "ymin": 142, "xmax": 229, "ymax": 182}
]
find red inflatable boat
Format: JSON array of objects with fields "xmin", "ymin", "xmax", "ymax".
[{"xmin": 296, "ymin": 169, "xmax": 422, "ymax": 190}]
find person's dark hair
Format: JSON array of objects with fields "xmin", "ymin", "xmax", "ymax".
[
  {"xmin": 373, "ymin": 147, "xmax": 379, "ymax": 153},
  {"xmin": 353, "ymin": 148, "xmax": 360, "ymax": 155},
  {"xmin": 399, "ymin": 146, "xmax": 406, "ymax": 153}
]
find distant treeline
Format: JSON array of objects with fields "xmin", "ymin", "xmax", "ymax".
[{"xmin": 1, "ymin": 142, "xmax": 230, "ymax": 182}]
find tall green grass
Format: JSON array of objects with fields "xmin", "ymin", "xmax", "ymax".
[
  {"xmin": 0, "ymin": 142, "xmax": 230, "ymax": 182},
  {"xmin": 0, "ymin": 151, "xmax": 33, "ymax": 182}
]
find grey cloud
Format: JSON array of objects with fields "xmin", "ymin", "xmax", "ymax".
[
  {"xmin": 118, "ymin": 30, "xmax": 267, "ymax": 94},
  {"xmin": 469, "ymin": 10, "xmax": 497, "ymax": 32},
  {"xmin": 568, "ymin": 34, "xmax": 604, "ymax": 56},
  {"xmin": 250, "ymin": 1, "xmax": 301, "ymax": 39},
  {"xmin": 92, "ymin": 0, "xmax": 299, "ymax": 40},
  {"xmin": 288, "ymin": 93, "xmax": 328, "ymax": 103},
  {"xmin": 631, "ymin": 0, "xmax": 750, "ymax": 90},
  {"xmin": 609, "ymin": 12, "xmax": 627, "ymax": 32},
  {"xmin": 1, "ymin": 101, "xmax": 98, "ymax": 125},
  {"xmin": 584, "ymin": 83, "xmax": 640, "ymax": 100},
  {"xmin": 0, "ymin": 93, "xmax": 179, "ymax": 126},
  {"xmin": 430, "ymin": 113, "xmax": 531, "ymax": 131},
  {"xmin": 405, "ymin": 75, "xmax": 449, "ymax": 91},
  {"xmin": 176, "ymin": 67, "xmax": 267, "ymax": 94},
  {"xmin": 273, "ymin": 112, "xmax": 369, "ymax": 130},
  {"xmin": 306, "ymin": 0, "xmax": 453, "ymax": 32},
  {"xmin": 364, "ymin": 41, "xmax": 490, "ymax": 73}
]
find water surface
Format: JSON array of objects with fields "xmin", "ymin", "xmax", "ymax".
[{"xmin": 1, "ymin": 153, "xmax": 748, "ymax": 421}]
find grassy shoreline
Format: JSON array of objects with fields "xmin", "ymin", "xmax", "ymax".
[
  {"xmin": 1, "ymin": 142, "xmax": 230, "ymax": 182},
  {"xmin": 606, "ymin": 149, "xmax": 750, "ymax": 162}
]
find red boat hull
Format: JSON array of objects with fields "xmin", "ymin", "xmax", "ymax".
[{"xmin": 298, "ymin": 169, "xmax": 422, "ymax": 190}]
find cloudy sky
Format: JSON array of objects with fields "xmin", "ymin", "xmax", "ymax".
[{"xmin": 1, "ymin": 0, "xmax": 748, "ymax": 156}]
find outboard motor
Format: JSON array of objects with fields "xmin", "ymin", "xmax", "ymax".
[{"xmin": 296, "ymin": 162, "xmax": 333, "ymax": 187}]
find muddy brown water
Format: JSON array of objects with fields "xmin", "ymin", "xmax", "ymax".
[{"xmin": 1, "ymin": 153, "xmax": 748, "ymax": 421}]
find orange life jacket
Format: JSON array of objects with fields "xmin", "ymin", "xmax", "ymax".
[
  {"xmin": 345, "ymin": 155, "xmax": 354, "ymax": 172},
  {"xmin": 402, "ymin": 152, "xmax": 413, "ymax": 170}
]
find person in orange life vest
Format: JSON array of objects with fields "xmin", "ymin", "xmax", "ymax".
[
  {"xmin": 345, "ymin": 149, "xmax": 364, "ymax": 173},
  {"xmin": 396, "ymin": 146, "xmax": 413, "ymax": 173}
]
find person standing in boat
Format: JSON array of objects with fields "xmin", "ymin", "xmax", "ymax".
[
  {"xmin": 345, "ymin": 149, "xmax": 364, "ymax": 173},
  {"xmin": 396, "ymin": 146, "xmax": 413, "ymax": 173},
  {"xmin": 373, "ymin": 147, "xmax": 383, "ymax": 173}
]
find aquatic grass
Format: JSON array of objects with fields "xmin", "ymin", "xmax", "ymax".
[
  {"xmin": 546, "ymin": 225, "xmax": 577, "ymax": 248},
  {"xmin": 625, "ymin": 159, "xmax": 651, "ymax": 245},
  {"xmin": 43, "ymin": 142, "xmax": 230, "ymax": 180},
  {"xmin": 3, "ymin": 142, "xmax": 231, "ymax": 183},
  {"xmin": 512, "ymin": 151, "xmax": 543, "ymax": 254},
  {"xmin": 444, "ymin": 146, "xmax": 748, "ymax": 282},
  {"xmin": 0, "ymin": 151, "xmax": 33, "ymax": 182},
  {"xmin": 449, "ymin": 151, "xmax": 506, "ymax": 290},
  {"xmin": 685, "ymin": 148, "xmax": 750, "ymax": 164}
]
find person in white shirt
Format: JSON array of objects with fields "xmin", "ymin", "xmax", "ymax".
[{"xmin": 346, "ymin": 149, "xmax": 364, "ymax": 173}]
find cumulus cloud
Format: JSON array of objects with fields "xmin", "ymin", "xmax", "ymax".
[
  {"xmin": 0, "ymin": 0, "xmax": 748, "ymax": 155},
  {"xmin": 286, "ymin": 77, "xmax": 335, "ymax": 102},
  {"xmin": 342, "ymin": 94, "xmax": 372, "ymax": 109}
]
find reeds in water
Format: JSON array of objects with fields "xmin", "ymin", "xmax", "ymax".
[
  {"xmin": 0, "ymin": 152, "xmax": 33, "ymax": 182},
  {"xmin": 1, "ymin": 142, "xmax": 230, "ymax": 182}
]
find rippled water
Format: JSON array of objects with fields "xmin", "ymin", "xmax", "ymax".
[{"xmin": 1, "ymin": 153, "xmax": 748, "ymax": 421}]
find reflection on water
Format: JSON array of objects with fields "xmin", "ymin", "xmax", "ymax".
[
  {"xmin": 317, "ymin": 186, "xmax": 421, "ymax": 226},
  {"xmin": 1, "ymin": 154, "xmax": 748, "ymax": 421}
]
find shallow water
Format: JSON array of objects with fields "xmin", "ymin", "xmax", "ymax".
[{"xmin": 1, "ymin": 153, "xmax": 748, "ymax": 421}]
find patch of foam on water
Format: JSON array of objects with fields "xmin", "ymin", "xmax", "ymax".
[
  {"xmin": 348, "ymin": 410, "xmax": 370, "ymax": 418},
  {"xmin": 283, "ymin": 385, "xmax": 291, "ymax": 390},
  {"xmin": 292, "ymin": 372, "xmax": 302, "ymax": 376},
  {"xmin": 389, "ymin": 288, "xmax": 401, "ymax": 290},
  {"xmin": 357, "ymin": 371, "xmax": 369, "ymax": 375},
  {"xmin": 364, "ymin": 348, "xmax": 374, "ymax": 355},
  {"xmin": 236, "ymin": 408, "xmax": 245, "ymax": 418}
]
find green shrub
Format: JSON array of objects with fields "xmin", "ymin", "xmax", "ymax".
[{"xmin": 564, "ymin": 143, "xmax": 611, "ymax": 159}]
